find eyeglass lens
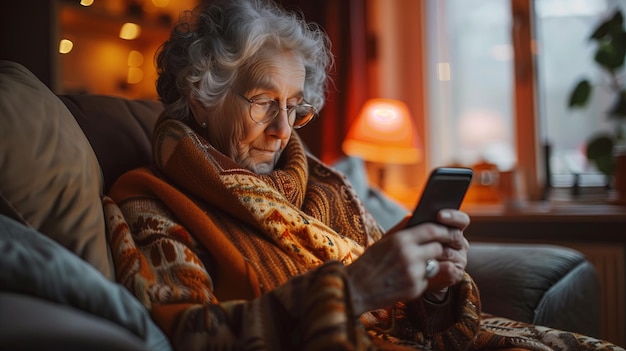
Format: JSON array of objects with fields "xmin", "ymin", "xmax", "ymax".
[{"xmin": 250, "ymin": 99, "xmax": 316, "ymax": 128}]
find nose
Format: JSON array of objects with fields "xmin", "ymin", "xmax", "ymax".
[{"xmin": 267, "ymin": 108, "xmax": 292, "ymax": 140}]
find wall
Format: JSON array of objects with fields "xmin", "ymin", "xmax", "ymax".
[
  {"xmin": 0, "ymin": 0, "xmax": 58, "ymax": 90},
  {"xmin": 366, "ymin": 0, "xmax": 429, "ymax": 207}
]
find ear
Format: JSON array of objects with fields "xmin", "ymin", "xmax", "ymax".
[{"xmin": 188, "ymin": 97, "xmax": 208, "ymax": 126}]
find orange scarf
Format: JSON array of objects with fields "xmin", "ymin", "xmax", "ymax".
[{"xmin": 108, "ymin": 117, "xmax": 384, "ymax": 301}]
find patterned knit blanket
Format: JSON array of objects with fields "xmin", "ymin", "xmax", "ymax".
[{"xmin": 104, "ymin": 117, "xmax": 624, "ymax": 350}]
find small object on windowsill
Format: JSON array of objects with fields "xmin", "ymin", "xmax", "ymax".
[
  {"xmin": 571, "ymin": 173, "xmax": 580, "ymax": 197},
  {"xmin": 613, "ymin": 146, "xmax": 626, "ymax": 206},
  {"xmin": 464, "ymin": 160, "xmax": 501, "ymax": 205},
  {"xmin": 500, "ymin": 168, "xmax": 529, "ymax": 211}
]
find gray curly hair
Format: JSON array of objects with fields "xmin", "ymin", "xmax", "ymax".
[{"xmin": 156, "ymin": 0, "xmax": 333, "ymax": 123}]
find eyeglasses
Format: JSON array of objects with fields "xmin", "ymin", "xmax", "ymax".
[{"xmin": 232, "ymin": 88, "xmax": 317, "ymax": 129}]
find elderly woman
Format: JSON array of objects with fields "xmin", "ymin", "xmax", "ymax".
[{"xmin": 103, "ymin": 0, "xmax": 623, "ymax": 350}]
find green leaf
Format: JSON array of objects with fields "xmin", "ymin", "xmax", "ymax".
[
  {"xmin": 606, "ymin": 10, "xmax": 626, "ymax": 69},
  {"xmin": 591, "ymin": 10, "xmax": 624, "ymax": 40},
  {"xmin": 590, "ymin": 20, "xmax": 612, "ymax": 40},
  {"xmin": 586, "ymin": 134, "xmax": 616, "ymax": 175},
  {"xmin": 608, "ymin": 90, "xmax": 626, "ymax": 118},
  {"xmin": 594, "ymin": 42, "xmax": 624, "ymax": 69},
  {"xmin": 612, "ymin": 33, "xmax": 626, "ymax": 70},
  {"xmin": 592, "ymin": 154, "xmax": 616, "ymax": 175},
  {"xmin": 568, "ymin": 79, "xmax": 592, "ymax": 108},
  {"xmin": 586, "ymin": 134, "xmax": 614, "ymax": 159},
  {"xmin": 610, "ymin": 9, "xmax": 624, "ymax": 28},
  {"xmin": 617, "ymin": 32, "xmax": 626, "ymax": 56}
]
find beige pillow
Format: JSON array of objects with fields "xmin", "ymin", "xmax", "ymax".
[{"xmin": 0, "ymin": 61, "xmax": 111, "ymax": 279}]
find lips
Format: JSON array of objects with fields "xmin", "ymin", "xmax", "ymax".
[{"xmin": 252, "ymin": 148, "xmax": 278, "ymax": 158}]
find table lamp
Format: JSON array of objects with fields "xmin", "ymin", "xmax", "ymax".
[{"xmin": 342, "ymin": 98, "xmax": 422, "ymax": 189}]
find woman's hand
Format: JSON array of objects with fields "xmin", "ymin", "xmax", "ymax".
[
  {"xmin": 346, "ymin": 209, "xmax": 470, "ymax": 316},
  {"xmin": 424, "ymin": 209, "xmax": 470, "ymax": 302}
]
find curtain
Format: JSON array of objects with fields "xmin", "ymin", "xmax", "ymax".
[{"xmin": 279, "ymin": 0, "xmax": 370, "ymax": 164}]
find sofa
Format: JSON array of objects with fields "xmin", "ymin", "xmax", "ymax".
[{"xmin": 0, "ymin": 60, "xmax": 602, "ymax": 349}]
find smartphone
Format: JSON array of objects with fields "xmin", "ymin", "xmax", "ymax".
[{"xmin": 406, "ymin": 167, "xmax": 473, "ymax": 228}]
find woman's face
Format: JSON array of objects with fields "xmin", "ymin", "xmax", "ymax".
[
  {"xmin": 190, "ymin": 50, "xmax": 306, "ymax": 174},
  {"xmin": 229, "ymin": 51, "xmax": 306, "ymax": 174}
]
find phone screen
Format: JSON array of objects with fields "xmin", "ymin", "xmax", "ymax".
[{"xmin": 406, "ymin": 167, "xmax": 473, "ymax": 228}]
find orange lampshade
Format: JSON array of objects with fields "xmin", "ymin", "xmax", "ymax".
[{"xmin": 342, "ymin": 98, "xmax": 422, "ymax": 164}]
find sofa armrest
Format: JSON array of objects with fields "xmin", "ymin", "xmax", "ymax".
[
  {"xmin": 0, "ymin": 292, "xmax": 149, "ymax": 351},
  {"xmin": 466, "ymin": 242, "xmax": 601, "ymax": 337}
]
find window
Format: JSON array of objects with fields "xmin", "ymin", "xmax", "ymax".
[
  {"xmin": 425, "ymin": 0, "xmax": 625, "ymax": 196},
  {"xmin": 425, "ymin": 0, "xmax": 515, "ymax": 171},
  {"xmin": 535, "ymin": 0, "xmax": 626, "ymax": 187}
]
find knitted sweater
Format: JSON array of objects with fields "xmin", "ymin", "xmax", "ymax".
[{"xmin": 104, "ymin": 117, "xmax": 624, "ymax": 351}]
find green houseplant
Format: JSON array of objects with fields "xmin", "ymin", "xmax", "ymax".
[{"xmin": 568, "ymin": 9, "xmax": 626, "ymax": 178}]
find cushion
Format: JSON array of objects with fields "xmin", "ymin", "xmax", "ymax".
[
  {"xmin": 0, "ymin": 214, "xmax": 172, "ymax": 351},
  {"xmin": 333, "ymin": 156, "xmax": 408, "ymax": 230},
  {"xmin": 58, "ymin": 94, "xmax": 162, "ymax": 194},
  {"xmin": 0, "ymin": 292, "xmax": 150, "ymax": 351},
  {"xmin": 0, "ymin": 60, "xmax": 111, "ymax": 278}
]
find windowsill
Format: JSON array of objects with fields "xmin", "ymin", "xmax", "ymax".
[
  {"xmin": 463, "ymin": 186, "xmax": 626, "ymax": 216},
  {"xmin": 463, "ymin": 187, "xmax": 626, "ymax": 242},
  {"xmin": 465, "ymin": 201, "xmax": 626, "ymax": 219}
]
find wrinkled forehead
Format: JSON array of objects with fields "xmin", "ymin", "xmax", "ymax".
[{"xmin": 236, "ymin": 49, "xmax": 305, "ymax": 93}]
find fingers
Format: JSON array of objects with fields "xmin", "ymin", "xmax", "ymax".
[
  {"xmin": 441, "ymin": 229, "xmax": 469, "ymax": 252},
  {"xmin": 427, "ymin": 233, "xmax": 469, "ymax": 291},
  {"xmin": 398, "ymin": 222, "xmax": 466, "ymax": 251},
  {"xmin": 349, "ymin": 218, "xmax": 470, "ymax": 315},
  {"xmin": 424, "ymin": 258, "xmax": 439, "ymax": 279},
  {"xmin": 401, "ymin": 249, "xmax": 442, "ymax": 286},
  {"xmin": 392, "ymin": 237, "xmax": 445, "ymax": 271},
  {"xmin": 427, "ymin": 260, "xmax": 465, "ymax": 290},
  {"xmin": 437, "ymin": 209, "xmax": 470, "ymax": 230},
  {"xmin": 347, "ymin": 237, "xmax": 445, "ymax": 314}
]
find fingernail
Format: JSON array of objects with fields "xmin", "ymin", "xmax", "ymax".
[{"xmin": 440, "ymin": 211, "xmax": 451, "ymax": 219}]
